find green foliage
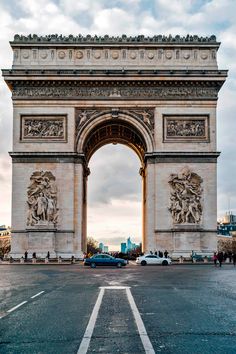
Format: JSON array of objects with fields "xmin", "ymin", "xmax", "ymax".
[{"xmin": 87, "ymin": 237, "xmax": 99, "ymax": 255}]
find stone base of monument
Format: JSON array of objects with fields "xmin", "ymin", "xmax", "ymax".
[{"xmin": 27, "ymin": 229, "xmax": 57, "ymax": 259}]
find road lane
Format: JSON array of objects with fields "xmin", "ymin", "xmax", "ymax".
[{"xmin": 0, "ymin": 264, "xmax": 236, "ymax": 353}]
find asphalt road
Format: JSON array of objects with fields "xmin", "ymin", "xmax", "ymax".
[{"xmin": 1, "ymin": 263, "xmax": 236, "ymax": 354}]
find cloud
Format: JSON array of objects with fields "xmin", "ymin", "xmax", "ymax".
[{"xmin": 88, "ymin": 145, "xmax": 141, "ymax": 205}]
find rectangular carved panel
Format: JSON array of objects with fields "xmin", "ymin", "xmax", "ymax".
[
  {"xmin": 163, "ymin": 115, "xmax": 209, "ymax": 142},
  {"xmin": 21, "ymin": 115, "xmax": 67, "ymax": 142}
]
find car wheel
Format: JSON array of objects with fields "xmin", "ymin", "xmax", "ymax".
[
  {"xmin": 141, "ymin": 260, "xmax": 147, "ymax": 266},
  {"xmin": 90, "ymin": 262, "xmax": 96, "ymax": 268},
  {"xmin": 117, "ymin": 262, "xmax": 122, "ymax": 268},
  {"xmin": 162, "ymin": 260, "xmax": 168, "ymax": 266}
]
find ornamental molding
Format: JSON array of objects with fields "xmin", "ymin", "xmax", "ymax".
[
  {"xmin": 11, "ymin": 81, "xmax": 220, "ymax": 100},
  {"xmin": 12, "ymin": 34, "xmax": 218, "ymax": 44},
  {"xmin": 10, "ymin": 35, "xmax": 220, "ymax": 70},
  {"xmin": 75, "ymin": 108, "xmax": 155, "ymax": 136}
]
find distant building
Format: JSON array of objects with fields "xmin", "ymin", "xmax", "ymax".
[
  {"xmin": 0, "ymin": 225, "xmax": 11, "ymax": 237},
  {"xmin": 0, "ymin": 225, "xmax": 11, "ymax": 256},
  {"xmin": 121, "ymin": 242, "xmax": 127, "ymax": 253},
  {"xmin": 217, "ymin": 212, "xmax": 236, "ymax": 236},
  {"xmin": 99, "ymin": 242, "xmax": 104, "ymax": 252},
  {"xmin": 120, "ymin": 237, "xmax": 140, "ymax": 253},
  {"xmin": 221, "ymin": 212, "xmax": 236, "ymax": 225}
]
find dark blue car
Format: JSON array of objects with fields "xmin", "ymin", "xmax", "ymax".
[{"xmin": 84, "ymin": 254, "xmax": 128, "ymax": 268}]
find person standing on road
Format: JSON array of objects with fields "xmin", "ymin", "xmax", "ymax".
[
  {"xmin": 164, "ymin": 250, "xmax": 169, "ymax": 258},
  {"xmin": 232, "ymin": 253, "xmax": 236, "ymax": 267},
  {"xmin": 24, "ymin": 251, "xmax": 28, "ymax": 262},
  {"xmin": 217, "ymin": 251, "xmax": 223, "ymax": 267},
  {"xmin": 213, "ymin": 252, "xmax": 218, "ymax": 267},
  {"xmin": 47, "ymin": 251, "xmax": 50, "ymax": 259}
]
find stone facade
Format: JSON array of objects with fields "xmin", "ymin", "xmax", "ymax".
[{"xmin": 2, "ymin": 34, "xmax": 227, "ymax": 258}]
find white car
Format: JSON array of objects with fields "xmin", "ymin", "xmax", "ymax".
[{"xmin": 136, "ymin": 254, "xmax": 171, "ymax": 266}]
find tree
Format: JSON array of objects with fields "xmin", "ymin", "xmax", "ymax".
[{"xmin": 87, "ymin": 237, "xmax": 99, "ymax": 255}]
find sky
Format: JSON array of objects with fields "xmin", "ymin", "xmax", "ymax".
[{"xmin": 0, "ymin": 0, "xmax": 236, "ymax": 250}]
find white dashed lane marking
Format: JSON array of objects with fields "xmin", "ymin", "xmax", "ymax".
[
  {"xmin": 31, "ymin": 291, "xmax": 45, "ymax": 299},
  {"xmin": 0, "ymin": 290, "xmax": 45, "ymax": 319},
  {"xmin": 7, "ymin": 301, "xmax": 28, "ymax": 313}
]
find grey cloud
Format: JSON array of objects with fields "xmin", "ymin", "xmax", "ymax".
[{"xmin": 88, "ymin": 144, "xmax": 142, "ymax": 206}]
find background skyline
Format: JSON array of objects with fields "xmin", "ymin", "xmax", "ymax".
[{"xmin": 0, "ymin": 0, "xmax": 236, "ymax": 249}]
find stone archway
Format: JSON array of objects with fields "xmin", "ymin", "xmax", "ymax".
[
  {"xmin": 3, "ymin": 34, "xmax": 227, "ymax": 258},
  {"xmin": 75, "ymin": 109, "xmax": 154, "ymax": 253}
]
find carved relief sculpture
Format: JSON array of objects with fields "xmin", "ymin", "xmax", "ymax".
[
  {"xmin": 76, "ymin": 108, "xmax": 154, "ymax": 135},
  {"xmin": 27, "ymin": 171, "xmax": 58, "ymax": 227},
  {"xmin": 21, "ymin": 116, "xmax": 66, "ymax": 141},
  {"xmin": 168, "ymin": 167, "xmax": 203, "ymax": 224},
  {"xmin": 164, "ymin": 116, "xmax": 208, "ymax": 141}
]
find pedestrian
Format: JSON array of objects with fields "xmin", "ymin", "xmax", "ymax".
[
  {"xmin": 32, "ymin": 252, "xmax": 36, "ymax": 259},
  {"xmin": 164, "ymin": 250, "xmax": 168, "ymax": 258},
  {"xmin": 159, "ymin": 250, "xmax": 163, "ymax": 258},
  {"xmin": 47, "ymin": 251, "xmax": 50, "ymax": 259},
  {"xmin": 217, "ymin": 251, "xmax": 223, "ymax": 267},
  {"xmin": 233, "ymin": 253, "xmax": 236, "ymax": 267},
  {"xmin": 213, "ymin": 252, "xmax": 218, "ymax": 267},
  {"xmin": 71, "ymin": 255, "xmax": 75, "ymax": 264},
  {"xmin": 24, "ymin": 250, "xmax": 28, "ymax": 262}
]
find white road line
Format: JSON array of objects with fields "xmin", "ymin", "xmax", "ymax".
[
  {"xmin": 7, "ymin": 301, "xmax": 28, "ymax": 313},
  {"xmin": 77, "ymin": 288, "xmax": 105, "ymax": 354},
  {"xmin": 77, "ymin": 286, "xmax": 155, "ymax": 354},
  {"xmin": 126, "ymin": 288, "xmax": 155, "ymax": 354},
  {"xmin": 31, "ymin": 291, "xmax": 45, "ymax": 299}
]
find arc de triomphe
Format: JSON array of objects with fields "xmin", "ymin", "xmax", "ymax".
[{"xmin": 3, "ymin": 34, "xmax": 227, "ymax": 258}]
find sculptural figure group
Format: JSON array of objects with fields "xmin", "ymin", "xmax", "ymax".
[
  {"xmin": 166, "ymin": 119, "xmax": 205, "ymax": 137},
  {"xmin": 168, "ymin": 167, "xmax": 203, "ymax": 224},
  {"xmin": 24, "ymin": 119, "xmax": 64, "ymax": 138},
  {"xmin": 27, "ymin": 171, "xmax": 58, "ymax": 226}
]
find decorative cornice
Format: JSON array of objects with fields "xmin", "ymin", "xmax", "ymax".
[
  {"xmin": 11, "ymin": 34, "xmax": 219, "ymax": 45},
  {"xmin": 9, "ymin": 152, "xmax": 86, "ymax": 164},
  {"xmin": 2, "ymin": 69, "xmax": 227, "ymax": 77},
  {"xmin": 145, "ymin": 151, "xmax": 220, "ymax": 163},
  {"xmin": 9, "ymin": 80, "xmax": 222, "ymax": 100}
]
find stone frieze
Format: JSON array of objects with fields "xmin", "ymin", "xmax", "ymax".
[
  {"xmin": 21, "ymin": 115, "xmax": 66, "ymax": 141},
  {"xmin": 164, "ymin": 115, "xmax": 208, "ymax": 141},
  {"xmin": 13, "ymin": 83, "xmax": 219, "ymax": 100}
]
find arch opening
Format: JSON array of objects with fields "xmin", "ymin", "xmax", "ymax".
[
  {"xmin": 87, "ymin": 144, "xmax": 142, "ymax": 252},
  {"xmin": 79, "ymin": 117, "xmax": 148, "ymax": 254},
  {"xmin": 82, "ymin": 118, "xmax": 147, "ymax": 164}
]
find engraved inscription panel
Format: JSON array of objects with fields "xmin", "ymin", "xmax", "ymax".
[
  {"xmin": 21, "ymin": 115, "xmax": 67, "ymax": 141},
  {"xmin": 163, "ymin": 115, "xmax": 209, "ymax": 142}
]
